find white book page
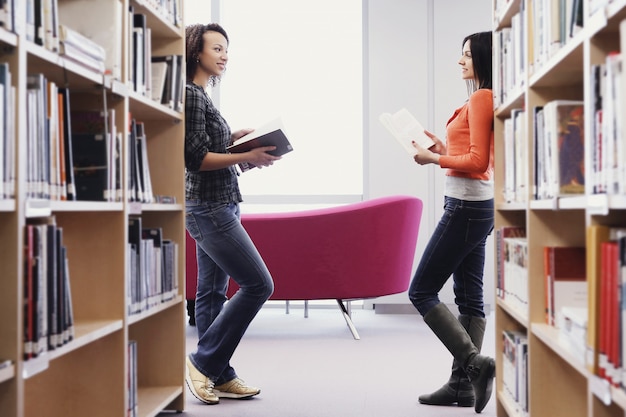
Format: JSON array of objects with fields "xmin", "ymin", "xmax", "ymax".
[
  {"xmin": 231, "ymin": 117, "xmax": 284, "ymax": 146},
  {"xmin": 379, "ymin": 108, "xmax": 435, "ymax": 155}
]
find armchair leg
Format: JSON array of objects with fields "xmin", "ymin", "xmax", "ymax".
[{"xmin": 337, "ymin": 299, "xmax": 360, "ymax": 340}]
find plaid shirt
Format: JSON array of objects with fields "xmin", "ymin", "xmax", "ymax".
[{"xmin": 184, "ymin": 82, "xmax": 242, "ymax": 203}]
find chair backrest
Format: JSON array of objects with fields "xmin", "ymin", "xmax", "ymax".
[{"xmin": 237, "ymin": 195, "xmax": 424, "ymax": 300}]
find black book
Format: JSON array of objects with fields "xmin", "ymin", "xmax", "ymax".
[
  {"xmin": 226, "ymin": 118, "xmax": 293, "ymax": 172},
  {"xmin": 71, "ymin": 133, "xmax": 109, "ymax": 201},
  {"xmin": 70, "ymin": 109, "xmax": 110, "ymax": 201},
  {"xmin": 58, "ymin": 88, "xmax": 76, "ymax": 200}
]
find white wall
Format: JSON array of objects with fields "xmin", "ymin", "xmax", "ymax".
[
  {"xmin": 365, "ymin": 0, "xmax": 494, "ymax": 313},
  {"xmin": 190, "ymin": 0, "xmax": 495, "ymax": 312}
]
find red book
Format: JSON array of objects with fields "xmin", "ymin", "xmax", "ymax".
[
  {"xmin": 599, "ymin": 241, "xmax": 616, "ymax": 381},
  {"xmin": 543, "ymin": 246, "xmax": 586, "ymax": 326},
  {"xmin": 608, "ymin": 241, "xmax": 620, "ymax": 386}
]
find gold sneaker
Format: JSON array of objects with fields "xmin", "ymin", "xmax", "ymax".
[
  {"xmin": 185, "ymin": 356, "xmax": 219, "ymax": 404},
  {"xmin": 214, "ymin": 378, "xmax": 261, "ymax": 399}
]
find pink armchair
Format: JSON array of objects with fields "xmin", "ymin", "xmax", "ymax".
[{"xmin": 186, "ymin": 195, "xmax": 424, "ymax": 338}]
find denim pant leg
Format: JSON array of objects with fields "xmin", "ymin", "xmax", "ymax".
[
  {"xmin": 186, "ymin": 201, "xmax": 274, "ymax": 384},
  {"xmin": 408, "ymin": 197, "xmax": 493, "ymax": 318}
]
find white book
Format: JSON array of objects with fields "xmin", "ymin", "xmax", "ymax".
[
  {"xmin": 150, "ymin": 61, "xmax": 168, "ymax": 103},
  {"xmin": 57, "ymin": 0, "xmax": 123, "ymax": 80},
  {"xmin": 379, "ymin": 108, "xmax": 435, "ymax": 155}
]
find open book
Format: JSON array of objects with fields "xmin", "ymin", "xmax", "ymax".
[
  {"xmin": 226, "ymin": 117, "xmax": 293, "ymax": 172},
  {"xmin": 379, "ymin": 108, "xmax": 435, "ymax": 155}
]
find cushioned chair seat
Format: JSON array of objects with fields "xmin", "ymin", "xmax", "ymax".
[{"xmin": 185, "ymin": 195, "xmax": 424, "ymax": 338}]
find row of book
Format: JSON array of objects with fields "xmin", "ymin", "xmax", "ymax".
[
  {"xmin": 496, "ymin": 226, "xmax": 528, "ymax": 318},
  {"xmin": 26, "ymin": 73, "xmax": 121, "ymax": 201},
  {"xmin": 587, "ymin": 226, "xmax": 626, "ymax": 389},
  {"xmin": 493, "ymin": 5, "xmax": 525, "ymax": 108},
  {"xmin": 589, "ymin": 47, "xmax": 626, "ymax": 195},
  {"xmin": 502, "ymin": 109, "xmax": 527, "ymax": 203},
  {"xmin": 496, "ymin": 225, "xmax": 588, "ymax": 327},
  {"xmin": 0, "ymin": 62, "xmax": 15, "ymax": 200},
  {"xmin": 493, "ymin": 0, "xmax": 584, "ymax": 108},
  {"xmin": 131, "ymin": 8, "xmax": 184, "ymax": 111},
  {"xmin": 23, "ymin": 216, "xmax": 74, "ymax": 360},
  {"xmin": 127, "ymin": 217, "xmax": 179, "ymax": 316},
  {"xmin": 131, "ymin": 11, "xmax": 184, "ymax": 109},
  {"xmin": 24, "ymin": 0, "xmax": 181, "ymax": 80},
  {"xmin": 500, "ymin": 100, "xmax": 585, "ymax": 202},
  {"xmin": 25, "ymin": 72, "xmax": 161, "ymax": 203},
  {"xmin": 498, "ymin": 224, "xmax": 626, "ymax": 391}
]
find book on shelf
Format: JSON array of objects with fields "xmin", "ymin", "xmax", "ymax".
[
  {"xmin": 161, "ymin": 239, "xmax": 178, "ymax": 301},
  {"xmin": 0, "ymin": 61, "xmax": 15, "ymax": 198},
  {"xmin": 226, "ymin": 117, "xmax": 294, "ymax": 172},
  {"xmin": 57, "ymin": 0, "xmax": 124, "ymax": 79},
  {"xmin": 536, "ymin": 100, "xmax": 585, "ymax": 199},
  {"xmin": 58, "ymin": 88, "xmax": 76, "ymax": 200},
  {"xmin": 23, "ymin": 216, "xmax": 74, "ymax": 360},
  {"xmin": 141, "ymin": 227, "xmax": 164, "ymax": 308},
  {"xmin": 590, "ymin": 63, "xmax": 605, "ymax": 194},
  {"xmin": 133, "ymin": 121, "xmax": 154, "ymax": 203},
  {"xmin": 503, "ymin": 109, "xmax": 527, "ymax": 203},
  {"xmin": 599, "ymin": 240, "xmax": 619, "ymax": 386},
  {"xmin": 128, "ymin": 216, "xmax": 144, "ymax": 314},
  {"xmin": 151, "ymin": 55, "xmax": 183, "ymax": 109},
  {"xmin": 128, "ymin": 340, "xmax": 138, "ymax": 417},
  {"xmin": 0, "ymin": 61, "xmax": 11, "ymax": 199},
  {"xmin": 379, "ymin": 108, "xmax": 435, "ymax": 155},
  {"xmin": 26, "ymin": 73, "xmax": 48, "ymax": 199},
  {"xmin": 585, "ymin": 226, "xmax": 626, "ymax": 377},
  {"xmin": 495, "ymin": 225, "xmax": 526, "ymax": 300},
  {"xmin": 150, "ymin": 60, "xmax": 168, "ymax": 103},
  {"xmin": 543, "ymin": 246, "xmax": 586, "ymax": 327},
  {"xmin": 558, "ymin": 306, "xmax": 587, "ymax": 364},
  {"xmin": 70, "ymin": 108, "xmax": 117, "ymax": 201},
  {"xmin": 132, "ymin": 13, "xmax": 147, "ymax": 95},
  {"xmin": 0, "ymin": 0, "xmax": 15, "ymax": 33},
  {"xmin": 502, "ymin": 329, "xmax": 528, "ymax": 413},
  {"xmin": 497, "ymin": 230, "xmax": 528, "ymax": 316},
  {"xmin": 58, "ymin": 24, "xmax": 106, "ymax": 74}
]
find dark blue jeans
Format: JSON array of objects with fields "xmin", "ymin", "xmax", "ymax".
[
  {"xmin": 186, "ymin": 201, "xmax": 274, "ymax": 385},
  {"xmin": 409, "ymin": 197, "xmax": 494, "ymax": 318}
]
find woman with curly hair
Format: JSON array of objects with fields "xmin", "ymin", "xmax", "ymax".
[{"xmin": 183, "ymin": 22, "xmax": 278, "ymax": 405}]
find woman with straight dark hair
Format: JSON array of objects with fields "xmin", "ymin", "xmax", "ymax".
[{"xmin": 407, "ymin": 31, "xmax": 495, "ymax": 414}]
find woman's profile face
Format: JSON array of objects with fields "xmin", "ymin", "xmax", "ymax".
[
  {"xmin": 458, "ymin": 40, "xmax": 475, "ymax": 81},
  {"xmin": 197, "ymin": 31, "xmax": 229, "ymax": 78}
]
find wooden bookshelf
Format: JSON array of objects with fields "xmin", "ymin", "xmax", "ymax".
[
  {"xmin": 493, "ymin": 0, "xmax": 626, "ymax": 416},
  {"xmin": 0, "ymin": 0, "xmax": 186, "ymax": 416}
]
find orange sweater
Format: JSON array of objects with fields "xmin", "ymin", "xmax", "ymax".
[{"xmin": 439, "ymin": 88, "xmax": 494, "ymax": 181}]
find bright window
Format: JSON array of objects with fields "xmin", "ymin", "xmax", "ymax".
[{"xmin": 216, "ymin": 0, "xmax": 363, "ymax": 198}]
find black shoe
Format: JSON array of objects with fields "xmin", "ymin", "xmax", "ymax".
[{"xmin": 465, "ymin": 354, "xmax": 495, "ymax": 413}]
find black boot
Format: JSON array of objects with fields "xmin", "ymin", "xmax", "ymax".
[
  {"xmin": 418, "ymin": 314, "xmax": 486, "ymax": 407},
  {"xmin": 422, "ymin": 303, "xmax": 495, "ymax": 413}
]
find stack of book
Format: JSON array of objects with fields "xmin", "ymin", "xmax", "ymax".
[{"xmin": 58, "ymin": 24, "xmax": 106, "ymax": 74}]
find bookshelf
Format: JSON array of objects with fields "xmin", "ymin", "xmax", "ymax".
[
  {"xmin": 493, "ymin": 1, "xmax": 626, "ymax": 416},
  {"xmin": 0, "ymin": 0, "xmax": 186, "ymax": 416}
]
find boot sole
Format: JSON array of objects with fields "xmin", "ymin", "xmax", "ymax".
[{"xmin": 418, "ymin": 399, "xmax": 474, "ymax": 407}]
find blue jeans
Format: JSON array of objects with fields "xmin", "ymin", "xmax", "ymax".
[
  {"xmin": 186, "ymin": 201, "xmax": 274, "ymax": 384},
  {"xmin": 409, "ymin": 197, "xmax": 494, "ymax": 318}
]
